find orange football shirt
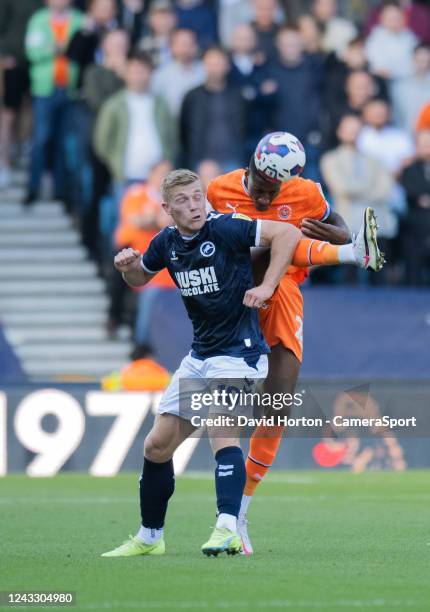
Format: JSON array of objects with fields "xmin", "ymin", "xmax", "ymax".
[{"xmin": 207, "ymin": 169, "xmax": 331, "ymax": 284}]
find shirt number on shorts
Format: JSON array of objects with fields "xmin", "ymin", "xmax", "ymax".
[{"xmin": 295, "ymin": 315, "xmax": 303, "ymax": 348}]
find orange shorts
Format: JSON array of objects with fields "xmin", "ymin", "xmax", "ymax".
[{"xmin": 259, "ymin": 275, "xmax": 304, "ymax": 362}]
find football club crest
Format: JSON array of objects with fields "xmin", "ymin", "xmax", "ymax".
[
  {"xmin": 278, "ymin": 204, "xmax": 291, "ymax": 220},
  {"xmin": 200, "ymin": 241, "xmax": 216, "ymax": 257}
]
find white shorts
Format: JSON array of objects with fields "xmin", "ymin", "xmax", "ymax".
[{"xmin": 158, "ymin": 352, "xmax": 269, "ymax": 421}]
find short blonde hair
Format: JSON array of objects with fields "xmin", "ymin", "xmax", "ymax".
[{"xmin": 161, "ymin": 169, "xmax": 201, "ymax": 203}]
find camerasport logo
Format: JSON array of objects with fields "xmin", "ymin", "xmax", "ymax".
[{"xmin": 278, "ymin": 204, "xmax": 291, "ymax": 220}]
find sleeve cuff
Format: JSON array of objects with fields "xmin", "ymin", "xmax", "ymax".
[
  {"xmin": 140, "ymin": 258, "xmax": 159, "ymax": 275},
  {"xmin": 254, "ymin": 219, "xmax": 262, "ymax": 247},
  {"xmin": 320, "ymin": 202, "xmax": 331, "ymax": 222}
]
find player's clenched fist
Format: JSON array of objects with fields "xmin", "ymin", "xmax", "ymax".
[
  {"xmin": 114, "ymin": 248, "xmax": 142, "ymax": 273},
  {"xmin": 243, "ymin": 284, "xmax": 274, "ymax": 309}
]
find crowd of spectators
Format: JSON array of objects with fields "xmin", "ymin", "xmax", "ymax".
[{"xmin": 0, "ymin": 0, "xmax": 430, "ymax": 341}]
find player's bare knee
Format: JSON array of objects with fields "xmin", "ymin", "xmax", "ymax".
[{"xmin": 144, "ymin": 434, "xmax": 172, "ymax": 463}]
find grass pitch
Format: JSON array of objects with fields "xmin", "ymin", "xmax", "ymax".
[{"xmin": 1, "ymin": 471, "xmax": 429, "ymax": 611}]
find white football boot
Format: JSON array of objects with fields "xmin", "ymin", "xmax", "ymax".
[
  {"xmin": 237, "ymin": 514, "xmax": 253, "ymax": 556},
  {"xmin": 352, "ymin": 207, "xmax": 385, "ymax": 271}
]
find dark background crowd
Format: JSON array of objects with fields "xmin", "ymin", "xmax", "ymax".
[{"xmin": 1, "ymin": 0, "xmax": 430, "ymax": 340}]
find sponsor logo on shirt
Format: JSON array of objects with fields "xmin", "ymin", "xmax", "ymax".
[
  {"xmin": 226, "ymin": 202, "xmax": 239, "ymax": 213},
  {"xmin": 175, "ymin": 266, "xmax": 219, "ymax": 297},
  {"xmin": 232, "ymin": 213, "xmax": 252, "ymax": 222}
]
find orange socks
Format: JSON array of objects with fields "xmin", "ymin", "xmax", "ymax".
[
  {"xmin": 292, "ymin": 238, "xmax": 342, "ymax": 267},
  {"xmin": 244, "ymin": 425, "xmax": 284, "ymax": 496}
]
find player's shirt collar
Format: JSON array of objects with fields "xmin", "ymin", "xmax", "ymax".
[
  {"xmin": 171, "ymin": 224, "xmax": 201, "ymax": 241},
  {"xmin": 179, "ymin": 231, "xmax": 200, "ymax": 241},
  {"xmin": 241, "ymin": 171, "xmax": 250, "ymax": 196}
]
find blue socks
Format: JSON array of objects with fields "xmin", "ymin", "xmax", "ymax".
[
  {"xmin": 214, "ymin": 446, "xmax": 246, "ymax": 519},
  {"xmin": 139, "ymin": 457, "xmax": 175, "ymax": 529},
  {"xmin": 139, "ymin": 447, "xmax": 245, "ymax": 534}
]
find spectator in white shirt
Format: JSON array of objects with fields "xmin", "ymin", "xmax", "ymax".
[
  {"xmin": 321, "ymin": 114, "xmax": 395, "ymax": 240},
  {"xmin": 218, "ymin": 0, "xmax": 253, "ymax": 48},
  {"xmin": 152, "ymin": 28, "xmax": 205, "ymax": 117},
  {"xmin": 358, "ymin": 98, "xmax": 415, "ymax": 175},
  {"xmin": 358, "ymin": 97, "xmax": 414, "ymax": 225},
  {"xmin": 365, "ymin": 2, "xmax": 418, "ymax": 81},
  {"xmin": 391, "ymin": 43, "xmax": 430, "ymax": 133},
  {"xmin": 312, "ymin": 0, "xmax": 357, "ymax": 58}
]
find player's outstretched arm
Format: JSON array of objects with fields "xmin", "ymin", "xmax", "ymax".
[
  {"xmin": 244, "ymin": 221, "xmax": 300, "ymax": 308},
  {"xmin": 301, "ymin": 210, "xmax": 350, "ymax": 245},
  {"xmin": 114, "ymin": 248, "xmax": 154, "ymax": 288}
]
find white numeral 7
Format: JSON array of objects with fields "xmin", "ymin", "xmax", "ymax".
[{"xmin": 87, "ymin": 392, "xmax": 152, "ymax": 476}]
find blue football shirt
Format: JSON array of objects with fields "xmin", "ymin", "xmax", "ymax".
[{"xmin": 141, "ymin": 212, "xmax": 269, "ymax": 362}]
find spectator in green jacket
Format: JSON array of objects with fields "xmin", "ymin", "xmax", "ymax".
[
  {"xmin": 25, "ymin": 0, "xmax": 83, "ymax": 204},
  {"xmin": 0, "ymin": 0, "xmax": 42, "ymax": 188},
  {"xmin": 93, "ymin": 50, "xmax": 177, "ymax": 243}
]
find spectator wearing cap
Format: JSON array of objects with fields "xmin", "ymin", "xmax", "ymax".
[
  {"xmin": 94, "ymin": 51, "xmax": 176, "ymax": 241},
  {"xmin": 0, "ymin": 0, "xmax": 42, "ymax": 189},
  {"xmin": 365, "ymin": 2, "xmax": 418, "ymax": 81},
  {"xmin": 152, "ymin": 29, "xmax": 205, "ymax": 117},
  {"xmin": 25, "ymin": 0, "xmax": 84, "ymax": 204},
  {"xmin": 228, "ymin": 23, "xmax": 276, "ymax": 158},
  {"xmin": 391, "ymin": 44, "xmax": 430, "ymax": 133},
  {"xmin": 180, "ymin": 46, "xmax": 246, "ymax": 171},
  {"xmin": 268, "ymin": 26, "xmax": 323, "ymax": 180},
  {"xmin": 175, "ymin": 0, "xmax": 218, "ymax": 50},
  {"xmin": 400, "ymin": 129, "xmax": 430, "ymax": 284},
  {"xmin": 311, "ymin": 0, "xmax": 357, "ymax": 58},
  {"xmin": 365, "ymin": 0, "xmax": 430, "ymax": 46},
  {"xmin": 138, "ymin": 0, "xmax": 176, "ymax": 67}
]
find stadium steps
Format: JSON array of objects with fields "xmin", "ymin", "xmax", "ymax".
[
  {"xmin": 0, "ymin": 180, "xmax": 132, "ymax": 380},
  {"xmin": 0, "ymin": 295, "xmax": 109, "ymax": 312},
  {"xmin": 22, "ymin": 359, "xmax": 127, "ymax": 378},
  {"xmin": 0, "ymin": 279, "xmax": 105, "ymax": 295},
  {"xmin": 0, "ymin": 311, "xmax": 106, "ymax": 326},
  {"xmin": 0, "ymin": 262, "xmax": 98, "ymax": 279}
]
